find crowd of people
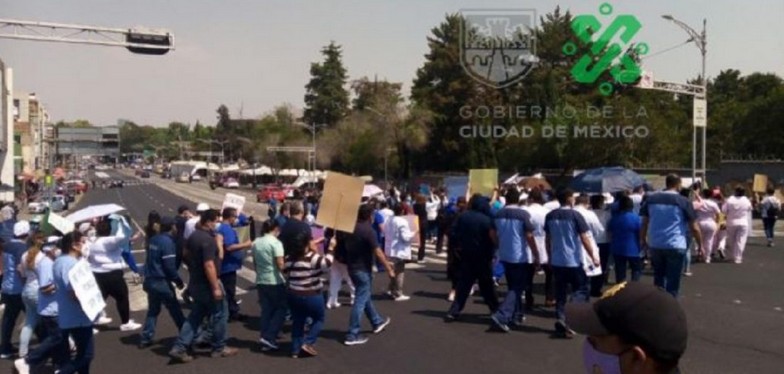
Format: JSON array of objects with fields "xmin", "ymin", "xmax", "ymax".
[{"xmin": 0, "ymin": 172, "xmax": 777, "ymax": 373}]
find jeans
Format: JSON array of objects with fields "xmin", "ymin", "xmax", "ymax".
[
  {"xmin": 172, "ymin": 283, "xmax": 228, "ymax": 353},
  {"xmin": 26, "ymin": 316, "xmax": 68, "ymax": 368},
  {"xmin": 448, "ymin": 254, "xmax": 499, "ymax": 316},
  {"xmin": 20, "ymin": 285, "xmax": 40, "ymax": 357},
  {"xmin": 220, "ymin": 271, "xmax": 240, "ymax": 318},
  {"xmin": 493, "ymin": 262, "xmax": 534, "ymax": 324},
  {"xmin": 59, "ymin": 326, "xmax": 94, "ymax": 374},
  {"xmin": 0, "ymin": 293, "xmax": 24, "ymax": 354},
  {"xmin": 650, "ymin": 248, "xmax": 686, "ymax": 297},
  {"xmin": 141, "ymin": 279, "xmax": 185, "ymax": 344},
  {"xmin": 347, "ymin": 271, "xmax": 385, "ymax": 340},
  {"xmin": 287, "ymin": 292, "xmax": 325, "ymax": 355},
  {"xmin": 763, "ymin": 217, "xmax": 776, "ymax": 241},
  {"xmin": 552, "ymin": 266, "xmax": 589, "ymax": 326},
  {"xmin": 258, "ymin": 284, "xmax": 288, "ymax": 343},
  {"xmin": 613, "ymin": 255, "xmax": 642, "ymax": 283}
]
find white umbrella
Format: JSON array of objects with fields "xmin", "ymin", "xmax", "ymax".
[
  {"xmin": 66, "ymin": 203, "xmax": 126, "ymax": 223},
  {"xmin": 363, "ymin": 184, "xmax": 384, "ymax": 198}
]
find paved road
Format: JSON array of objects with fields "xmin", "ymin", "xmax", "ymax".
[{"xmin": 2, "ymin": 172, "xmax": 783, "ymax": 373}]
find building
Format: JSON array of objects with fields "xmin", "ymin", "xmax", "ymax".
[
  {"xmin": 55, "ymin": 126, "xmax": 120, "ymax": 165},
  {"xmin": 0, "ymin": 60, "xmax": 14, "ymax": 203},
  {"xmin": 12, "ymin": 91, "xmax": 51, "ymax": 171}
]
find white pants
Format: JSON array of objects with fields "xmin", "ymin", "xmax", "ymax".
[
  {"xmin": 698, "ymin": 220, "xmax": 718, "ymax": 259},
  {"xmin": 328, "ymin": 261, "xmax": 355, "ymax": 304},
  {"xmin": 726, "ymin": 224, "xmax": 749, "ymax": 263}
]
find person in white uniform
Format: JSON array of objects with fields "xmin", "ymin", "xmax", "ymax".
[
  {"xmin": 694, "ymin": 189, "xmax": 721, "ymax": 262},
  {"xmin": 722, "ymin": 187, "xmax": 753, "ymax": 264}
]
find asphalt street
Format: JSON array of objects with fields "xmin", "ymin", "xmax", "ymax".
[{"xmin": 2, "ymin": 171, "xmax": 783, "ymax": 373}]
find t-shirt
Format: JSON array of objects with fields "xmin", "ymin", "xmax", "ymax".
[
  {"xmin": 186, "ymin": 227, "xmax": 221, "ymax": 290},
  {"xmin": 279, "ymin": 219, "xmax": 312, "ymax": 257},
  {"xmin": 2, "ymin": 239, "xmax": 26, "ymax": 295},
  {"xmin": 722, "ymin": 196, "xmax": 752, "ymax": 227},
  {"xmin": 53, "ymin": 256, "xmax": 92, "ymax": 329},
  {"xmin": 494, "ymin": 206, "xmax": 535, "ymax": 264},
  {"xmin": 640, "ymin": 191, "xmax": 695, "ymax": 250},
  {"xmin": 284, "ymin": 251, "xmax": 333, "ymax": 292},
  {"xmin": 342, "ymin": 221, "xmax": 379, "ymax": 273},
  {"xmin": 183, "ymin": 216, "xmax": 200, "ymax": 240},
  {"xmin": 20, "ymin": 250, "xmax": 45, "ymax": 288},
  {"xmin": 695, "ymin": 199, "xmax": 721, "ymax": 223},
  {"xmin": 217, "ymin": 222, "xmax": 243, "ymax": 274},
  {"xmin": 608, "ymin": 212, "xmax": 642, "ymax": 257},
  {"xmin": 252, "ymin": 234, "xmax": 285, "ymax": 285},
  {"xmin": 545, "ymin": 207, "xmax": 589, "ymax": 268},
  {"xmin": 760, "ymin": 196, "xmax": 781, "ymax": 219},
  {"xmin": 523, "ymin": 203, "xmax": 549, "ymax": 264},
  {"xmin": 36, "ymin": 256, "xmax": 57, "ymax": 317}
]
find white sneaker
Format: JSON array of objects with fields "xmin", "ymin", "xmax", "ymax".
[
  {"xmin": 394, "ymin": 295, "xmax": 411, "ymax": 302},
  {"xmin": 14, "ymin": 358, "xmax": 30, "ymax": 374},
  {"xmin": 120, "ymin": 320, "xmax": 142, "ymax": 332},
  {"xmin": 95, "ymin": 316, "xmax": 113, "ymax": 326},
  {"xmin": 326, "ymin": 301, "xmax": 341, "ymax": 309}
]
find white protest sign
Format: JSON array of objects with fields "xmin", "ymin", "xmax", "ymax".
[
  {"xmin": 68, "ymin": 260, "xmax": 106, "ymax": 321},
  {"xmin": 222, "ymin": 193, "xmax": 246, "ymax": 216},
  {"xmin": 48, "ymin": 213, "xmax": 75, "ymax": 234}
]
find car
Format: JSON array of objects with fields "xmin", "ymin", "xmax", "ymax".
[
  {"xmin": 161, "ymin": 171, "xmax": 172, "ymax": 179},
  {"xmin": 176, "ymin": 172, "xmax": 190, "ymax": 183},
  {"xmin": 28, "ymin": 201, "xmax": 48, "ymax": 214},
  {"xmin": 50, "ymin": 195, "xmax": 67, "ymax": 212},
  {"xmin": 140, "ymin": 171, "xmax": 151, "ymax": 178},
  {"xmin": 191, "ymin": 174, "xmax": 202, "ymax": 181},
  {"xmin": 225, "ymin": 178, "xmax": 240, "ymax": 189},
  {"xmin": 63, "ymin": 179, "xmax": 88, "ymax": 194},
  {"xmin": 256, "ymin": 185, "xmax": 287, "ymax": 202},
  {"xmin": 109, "ymin": 180, "xmax": 124, "ymax": 188}
]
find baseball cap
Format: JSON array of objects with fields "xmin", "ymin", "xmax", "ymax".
[
  {"xmin": 14, "ymin": 220, "xmax": 31, "ymax": 237},
  {"xmin": 42, "ymin": 236, "xmax": 61, "ymax": 252},
  {"xmin": 566, "ymin": 282, "xmax": 687, "ymax": 363},
  {"xmin": 196, "ymin": 203, "xmax": 210, "ymax": 212}
]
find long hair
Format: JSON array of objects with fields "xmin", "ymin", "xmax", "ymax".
[
  {"xmin": 25, "ymin": 232, "xmax": 45, "ymax": 270},
  {"xmin": 146, "ymin": 210, "xmax": 162, "ymax": 238},
  {"xmin": 288, "ymin": 229, "xmax": 312, "ymax": 261}
]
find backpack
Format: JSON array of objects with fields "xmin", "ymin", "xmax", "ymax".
[{"xmin": 767, "ymin": 201, "xmax": 780, "ymax": 218}]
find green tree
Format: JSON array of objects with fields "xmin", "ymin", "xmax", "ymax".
[{"xmin": 303, "ymin": 41, "xmax": 350, "ymax": 128}]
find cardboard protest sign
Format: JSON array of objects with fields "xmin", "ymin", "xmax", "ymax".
[
  {"xmin": 47, "ymin": 212, "xmax": 74, "ymax": 234},
  {"xmin": 233, "ymin": 226, "xmax": 250, "ymax": 243},
  {"xmin": 315, "ymin": 172, "xmax": 364, "ymax": 233},
  {"xmin": 222, "ymin": 193, "xmax": 246, "ymax": 215},
  {"xmin": 753, "ymin": 174, "xmax": 769, "ymax": 193},
  {"xmin": 444, "ymin": 176, "xmax": 469, "ymax": 200},
  {"xmin": 403, "ymin": 215, "xmax": 420, "ymax": 246},
  {"xmin": 469, "ymin": 169, "xmax": 498, "ymax": 197},
  {"xmin": 68, "ymin": 260, "xmax": 107, "ymax": 321}
]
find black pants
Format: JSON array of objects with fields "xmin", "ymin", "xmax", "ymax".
[
  {"xmin": 0, "ymin": 293, "xmax": 23, "ymax": 354},
  {"xmin": 418, "ymin": 220, "xmax": 429, "ymax": 261},
  {"xmin": 26, "ymin": 316, "xmax": 68, "ymax": 367},
  {"xmin": 220, "ymin": 271, "xmax": 240, "ymax": 318},
  {"xmin": 590, "ymin": 243, "xmax": 612, "ymax": 297},
  {"xmin": 525, "ymin": 264, "xmax": 554, "ymax": 307},
  {"xmin": 435, "ymin": 224, "xmax": 447, "ymax": 254},
  {"xmin": 94, "ymin": 270, "xmax": 131, "ymax": 324},
  {"xmin": 448, "ymin": 255, "xmax": 499, "ymax": 316}
]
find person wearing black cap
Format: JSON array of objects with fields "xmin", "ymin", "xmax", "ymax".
[
  {"xmin": 139, "ymin": 216, "xmax": 186, "ymax": 349},
  {"xmin": 566, "ymin": 282, "xmax": 688, "ymax": 374}
]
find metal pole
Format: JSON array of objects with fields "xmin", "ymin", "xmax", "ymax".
[{"xmin": 700, "ymin": 18, "xmax": 707, "ymax": 183}]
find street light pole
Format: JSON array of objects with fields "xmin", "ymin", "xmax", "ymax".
[{"xmin": 663, "ymin": 15, "xmax": 707, "ymax": 183}]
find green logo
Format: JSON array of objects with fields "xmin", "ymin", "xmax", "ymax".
[{"xmin": 563, "ymin": 3, "xmax": 648, "ymax": 96}]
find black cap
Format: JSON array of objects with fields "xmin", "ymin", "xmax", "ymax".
[
  {"xmin": 160, "ymin": 216, "xmax": 176, "ymax": 226},
  {"xmin": 177, "ymin": 205, "xmax": 190, "ymax": 214},
  {"xmin": 566, "ymin": 282, "xmax": 688, "ymax": 363}
]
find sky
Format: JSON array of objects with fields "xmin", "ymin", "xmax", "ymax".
[{"xmin": 1, "ymin": 0, "xmax": 783, "ymax": 126}]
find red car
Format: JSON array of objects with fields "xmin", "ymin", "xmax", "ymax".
[{"xmin": 256, "ymin": 185, "xmax": 288, "ymax": 202}]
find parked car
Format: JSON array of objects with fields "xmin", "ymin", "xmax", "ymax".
[
  {"xmin": 191, "ymin": 174, "xmax": 202, "ymax": 181},
  {"xmin": 63, "ymin": 179, "xmax": 88, "ymax": 194},
  {"xmin": 257, "ymin": 185, "xmax": 288, "ymax": 202},
  {"xmin": 161, "ymin": 170, "xmax": 172, "ymax": 179},
  {"xmin": 110, "ymin": 180, "xmax": 124, "ymax": 188},
  {"xmin": 225, "ymin": 178, "xmax": 240, "ymax": 189},
  {"xmin": 28, "ymin": 201, "xmax": 48, "ymax": 214},
  {"xmin": 176, "ymin": 172, "xmax": 190, "ymax": 183},
  {"xmin": 140, "ymin": 171, "xmax": 151, "ymax": 178}
]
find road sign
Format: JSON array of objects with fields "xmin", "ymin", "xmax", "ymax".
[{"xmin": 694, "ymin": 98, "xmax": 707, "ymax": 127}]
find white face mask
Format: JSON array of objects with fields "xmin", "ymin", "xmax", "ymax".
[{"xmin": 53, "ymin": 248, "xmax": 62, "ymax": 257}]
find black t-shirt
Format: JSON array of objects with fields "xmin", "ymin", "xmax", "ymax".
[
  {"xmin": 340, "ymin": 221, "xmax": 379, "ymax": 273},
  {"xmin": 279, "ymin": 218, "xmax": 312, "ymax": 257},
  {"xmin": 186, "ymin": 227, "xmax": 221, "ymax": 289}
]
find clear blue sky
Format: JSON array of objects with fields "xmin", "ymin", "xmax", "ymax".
[{"xmin": 1, "ymin": 0, "xmax": 782, "ymax": 126}]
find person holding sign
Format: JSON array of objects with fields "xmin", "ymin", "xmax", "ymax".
[
  {"xmin": 52, "ymin": 231, "xmax": 95, "ymax": 374},
  {"xmin": 216, "ymin": 207, "xmax": 252, "ymax": 322},
  {"xmin": 139, "ymin": 217, "xmax": 186, "ymax": 349},
  {"xmin": 342, "ymin": 204, "xmax": 395, "ymax": 346}
]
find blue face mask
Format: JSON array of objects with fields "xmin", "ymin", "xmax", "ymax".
[{"xmin": 583, "ymin": 339, "xmax": 625, "ymax": 374}]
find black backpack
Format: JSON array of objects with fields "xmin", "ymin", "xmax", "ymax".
[{"xmin": 767, "ymin": 202, "xmax": 780, "ymax": 218}]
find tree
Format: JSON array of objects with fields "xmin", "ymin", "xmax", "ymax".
[{"xmin": 303, "ymin": 41, "xmax": 350, "ymax": 128}]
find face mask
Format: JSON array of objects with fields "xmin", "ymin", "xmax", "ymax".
[
  {"xmin": 87, "ymin": 229, "xmax": 97, "ymax": 239},
  {"xmin": 53, "ymin": 249, "xmax": 62, "ymax": 257},
  {"xmin": 583, "ymin": 339, "xmax": 624, "ymax": 374}
]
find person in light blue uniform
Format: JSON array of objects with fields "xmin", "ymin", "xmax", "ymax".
[{"xmin": 1, "ymin": 221, "xmax": 30, "ymax": 359}]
